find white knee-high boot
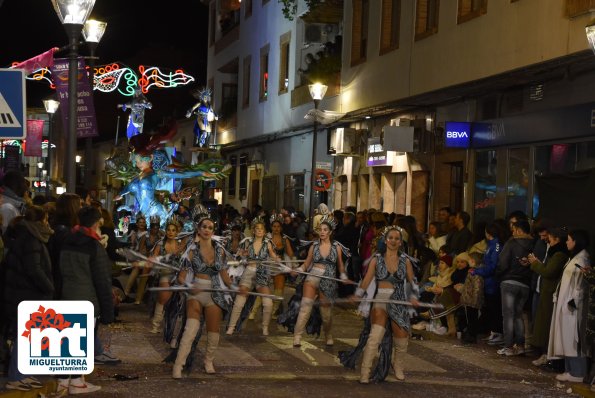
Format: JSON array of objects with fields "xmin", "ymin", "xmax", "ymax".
[
  {"xmin": 261, "ymin": 298, "xmax": 273, "ymax": 336},
  {"xmin": 249, "ymin": 296, "xmax": 262, "ymax": 320},
  {"xmin": 319, "ymin": 306, "xmax": 333, "ymax": 346},
  {"xmin": 135, "ymin": 274, "xmax": 149, "ymax": 305},
  {"xmin": 272, "ymin": 288, "xmax": 283, "ymax": 319},
  {"xmin": 204, "ymin": 331, "xmax": 220, "ymax": 374},
  {"xmin": 226, "ymin": 295, "xmax": 247, "ymax": 335},
  {"xmin": 150, "ymin": 303, "xmax": 164, "ymax": 334},
  {"xmin": 359, "ymin": 324, "xmax": 386, "ymax": 384},
  {"xmin": 172, "ymin": 318, "xmax": 200, "ymax": 379},
  {"xmin": 124, "ymin": 267, "xmax": 140, "ymax": 296},
  {"xmin": 392, "ymin": 337, "xmax": 408, "ymax": 381},
  {"xmin": 293, "ymin": 297, "xmax": 314, "ymax": 347}
]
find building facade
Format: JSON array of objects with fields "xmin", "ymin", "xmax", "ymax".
[{"xmin": 206, "ymin": 0, "xmax": 595, "ymax": 232}]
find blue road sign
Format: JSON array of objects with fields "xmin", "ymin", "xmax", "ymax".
[{"xmin": 0, "ymin": 68, "xmax": 26, "ymax": 139}]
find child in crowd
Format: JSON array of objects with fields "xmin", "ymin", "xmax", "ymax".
[
  {"xmin": 413, "ymin": 254, "xmax": 454, "ymax": 333},
  {"xmin": 458, "ymin": 252, "xmax": 485, "ymax": 343}
]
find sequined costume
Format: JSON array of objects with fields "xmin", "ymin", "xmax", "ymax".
[
  {"xmin": 155, "ymin": 238, "xmax": 183, "ymax": 283},
  {"xmin": 373, "ymin": 252, "xmax": 410, "ymax": 331},
  {"xmin": 308, "ymin": 241, "xmax": 341, "ymax": 302},
  {"xmin": 183, "ymin": 242, "xmax": 229, "ymax": 311},
  {"xmin": 240, "ymin": 237, "xmax": 272, "ymax": 288}
]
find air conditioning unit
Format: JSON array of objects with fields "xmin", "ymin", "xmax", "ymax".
[{"xmin": 330, "ymin": 128, "xmax": 357, "ymax": 155}]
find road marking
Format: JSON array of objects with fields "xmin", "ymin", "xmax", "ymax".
[
  {"xmin": 412, "ymin": 340, "xmax": 536, "ymax": 375},
  {"xmin": 266, "ymin": 336, "xmax": 341, "ymax": 367},
  {"xmin": 203, "ymin": 340, "xmax": 263, "ymax": 367},
  {"xmin": 111, "ymin": 335, "xmax": 163, "ymax": 364}
]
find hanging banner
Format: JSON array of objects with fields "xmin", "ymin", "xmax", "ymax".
[
  {"xmin": 51, "ymin": 58, "xmax": 99, "ymax": 138},
  {"xmin": 24, "ymin": 119, "xmax": 44, "ymax": 157},
  {"xmin": 3, "ymin": 145, "xmax": 20, "ymax": 172}
]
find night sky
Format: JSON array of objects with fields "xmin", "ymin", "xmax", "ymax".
[{"xmin": 0, "ymin": 0, "xmax": 209, "ymax": 141}]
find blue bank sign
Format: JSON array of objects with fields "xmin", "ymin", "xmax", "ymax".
[
  {"xmin": 0, "ymin": 69, "xmax": 26, "ymax": 139},
  {"xmin": 445, "ymin": 121, "xmax": 471, "ymax": 148}
]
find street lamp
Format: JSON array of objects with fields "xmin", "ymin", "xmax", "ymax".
[
  {"xmin": 51, "ymin": 0, "xmax": 96, "ymax": 193},
  {"xmin": 307, "ymin": 82, "xmax": 328, "ymax": 231},
  {"xmin": 82, "ymin": 18, "xmax": 107, "ymax": 189},
  {"xmin": 43, "ymin": 98, "xmax": 59, "ymax": 197}
]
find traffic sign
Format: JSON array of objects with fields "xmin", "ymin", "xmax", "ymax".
[
  {"xmin": 0, "ymin": 68, "xmax": 26, "ymax": 139},
  {"xmin": 313, "ymin": 169, "xmax": 332, "ymax": 192}
]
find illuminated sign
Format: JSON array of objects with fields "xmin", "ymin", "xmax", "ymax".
[
  {"xmin": 367, "ymin": 137, "xmax": 388, "ymax": 166},
  {"xmin": 445, "ymin": 121, "xmax": 471, "ymax": 148}
]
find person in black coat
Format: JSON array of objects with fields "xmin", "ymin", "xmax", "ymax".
[{"xmin": 3, "ymin": 205, "xmax": 54, "ymax": 391}]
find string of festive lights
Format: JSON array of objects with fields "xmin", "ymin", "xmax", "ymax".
[{"xmin": 23, "ymin": 63, "xmax": 194, "ymax": 96}]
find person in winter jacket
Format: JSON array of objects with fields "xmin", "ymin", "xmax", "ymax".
[
  {"xmin": 57, "ymin": 206, "xmax": 114, "ymax": 394},
  {"xmin": 526, "ymin": 227, "xmax": 568, "ymax": 367},
  {"xmin": 494, "ymin": 219, "xmax": 534, "ymax": 357},
  {"xmin": 471, "ymin": 222, "xmax": 503, "ymax": 344},
  {"xmin": 0, "ymin": 170, "xmax": 29, "ymax": 234},
  {"xmin": 3, "ymin": 205, "xmax": 53, "ymax": 391}
]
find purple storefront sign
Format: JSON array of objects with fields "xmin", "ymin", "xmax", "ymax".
[
  {"xmin": 367, "ymin": 137, "xmax": 388, "ymax": 167},
  {"xmin": 51, "ymin": 58, "xmax": 98, "ymax": 138}
]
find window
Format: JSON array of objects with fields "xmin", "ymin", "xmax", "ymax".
[
  {"xmin": 279, "ymin": 32, "xmax": 291, "ymax": 94},
  {"xmin": 239, "ymin": 153, "xmax": 248, "ymax": 198},
  {"xmin": 245, "ymin": 0, "xmax": 252, "ymax": 18},
  {"xmin": 415, "ymin": 0, "xmax": 439, "ymax": 41},
  {"xmin": 228, "ymin": 155, "xmax": 237, "ymax": 197},
  {"xmin": 565, "ymin": 0, "xmax": 595, "ymax": 17},
  {"xmin": 507, "ymin": 147, "xmax": 530, "ymax": 217},
  {"xmin": 474, "ymin": 151, "xmax": 497, "ymax": 225},
  {"xmin": 450, "ymin": 162, "xmax": 463, "ymax": 213},
  {"xmin": 259, "ymin": 45, "xmax": 270, "ymax": 101},
  {"xmin": 219, "ymin": 1, "xmax": 241, "ymax": 36},
  {"xmin": 380, "ymin": 0, "xmax": 401, "ymax": 54},
  {"xmin": 284, "ymin": 173, "xmax": 305, "ymax": 211},
  {"xmin": 221, "ymin": 83, "xmax": 238, "ymax": 117},
  {"xmin": 242, "ymin": 55, "xmax": 251, "ymax": 108},
  {"xmin": 350, "ymin": 0, "xmax": 369, "ymax": 66},
  {"xmin": 457, "ymin": 0, "xmax": 487, "ymax": 24},
  {"xmin": 262, "ymin": 176, "xmax": 279, "ymax": 211}
]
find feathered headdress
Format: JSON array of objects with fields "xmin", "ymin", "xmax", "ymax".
[
  {"xmin": 149, "ymin": 215, "xmax": 161, "ymax": 226},
  {"xmin": 319, "ymin": 214, "xmax": 337, "ymax": 231},
  {"xmin": 191, "ymin": 204, "xmax": 211, "ymax": 224},
  {"xmin": 165, "ymin": 214, "xmax": 182, "ymax": 230},
  {"xmin": 270, "ymin": 213, "xmax": 284, "ymax": 225},
  {"xmin": 382, "ymin": 225, "xmax": 404, "ymax": 239},
  {"xmin": 250, "ymin": 216, "xmax": 266, "ymax": 230}
]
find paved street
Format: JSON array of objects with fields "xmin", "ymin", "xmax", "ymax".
[
  {"xmin": 76, "ymin": 299, "xmax": 589, "ymax": 397},
  {"xmin": 2, "ymin": 296, "xmax": 593, "ymax": 398}
]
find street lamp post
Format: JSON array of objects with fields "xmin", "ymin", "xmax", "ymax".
[
  {"xmin": 43, "ymin": 98, "xmax": 59, "ymax": 197},
  {"xmin": 82, "ymin": 19, "xmax": 106, "ymax": 190},
  {"xmin": 37, "ymin": 161, "xmax": 44, "ymax": 194},
  {"xmin": 51, "ymin": 0, "xmax": 96, "ymax": 193},
  {"xmin": 307, "ymin": 82, "xmax": 328, "ymax": 232}
]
